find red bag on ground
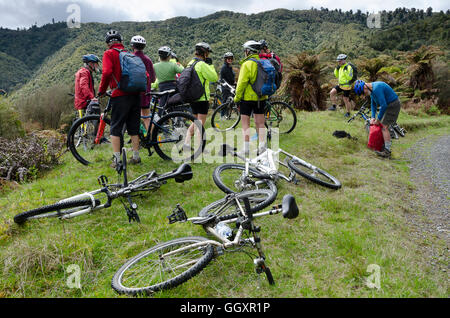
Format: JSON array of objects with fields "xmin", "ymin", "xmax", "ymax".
[{"xmin": 368, "ymin": 124, "xmax": 384, "ymax": 151}]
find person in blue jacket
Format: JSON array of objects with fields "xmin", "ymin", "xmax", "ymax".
[{"xmin": 354, "ymin": 80, "xmax": 401, "ymax": 158}]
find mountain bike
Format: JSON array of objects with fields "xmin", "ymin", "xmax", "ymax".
[
  {"xmin": 13, "ymin": 148, "xmax": 193, "ymax": 224},
  {"xmin": 67, "ymin": 90, "xmax": 205, "ymax": 165},
  {"xmin": 212, "ymin": 145, "xmax": 341, "ymax": 200},
  {"xmin": 348, "ymin": 99, "xmax": 406, "ymax": 139},
  {"xmin": 111, "ymin": 190, "xmax": 299, "ymax": 295},
  {"xmin": 211, "ymin": 81, "xmax": 297, "ymax": 134}
]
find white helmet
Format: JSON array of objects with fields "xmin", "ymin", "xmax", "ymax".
[
  {"xmin": 243, "ymin": 40, "xmax": 261, "ymax": 53},
  {"xmin": 131, "ymin": 35, "xmax": 146, "ymax": 46},
  {"xmin": 336, "ymin": 54, "xmax": 347, "ymax": 61}
]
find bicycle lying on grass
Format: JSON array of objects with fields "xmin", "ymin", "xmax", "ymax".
[
  {"xmin": 67, "ymin": 90, "xmax": 205, "ymax": 165},
  {"xmin": 111, "ymin": 190, "xmax": 299, "ymax": 295},
  {"xmin": 210, "ymin": 80, "xmax": 297, "ymax": 134},
  {"xmin": 348, "ymin": 99, "xmax": 407, "ymax": 139},
  {"xmin": 14, "ymin": 148, "xmax": 193, "ymax": 224},
  {"xmin": 212, "ymin": 145, "xmax": 341, "ymax": 205}
]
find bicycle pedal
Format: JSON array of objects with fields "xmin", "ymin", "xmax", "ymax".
[
  {"xmin": 167, "ymin": 204, "xmax": 187, "ymax": 224},
  {"xmin": 97, "ymin": 175, "xmax": 108, "ymax": 187}
]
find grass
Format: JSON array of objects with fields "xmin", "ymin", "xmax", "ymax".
[{"xmin": 0, "ymin": 109, "xmax": 449, "ymax": 298}]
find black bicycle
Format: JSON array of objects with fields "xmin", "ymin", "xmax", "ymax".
[
  {"xmin": 14, "ymin": 148, "xmax": 193, "ymax": 224},
  {"xmin": 111, "ymin": 190, "xmax": 299, "ymax": 295},
  {"xmin": 211, "ymin": 80, "xmax": 297, "ymax": 134},
  {"xmin": 67, "ymin": 90, "xmax": 205, "ymax": 165}
]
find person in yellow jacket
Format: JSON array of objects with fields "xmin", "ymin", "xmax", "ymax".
[
  {"xmin": 234, "ymin": 40, "xmax": 268, "ymax": 157},
  {"xmin": 183, "ymin": 42, "xmax": 218, "ymax": 151},
  {"xmin": 329, "ymin": 54, "xmax": 356, "ymax": 117}
]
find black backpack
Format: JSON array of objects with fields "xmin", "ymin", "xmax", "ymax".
[
  {"xmin": 176, "ymin": 59, "xmax": 206, "ymax": 103},
  {"xmin": 345, "ymin": 63, "xmax": 358, "ymax": 84}
]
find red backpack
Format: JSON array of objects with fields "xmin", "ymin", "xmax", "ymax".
[{"xmin": 368, "ymin": 124, "xmax": 384, "ymax": 151}]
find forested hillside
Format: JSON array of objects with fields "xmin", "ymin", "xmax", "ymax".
[{"xmin": 0, "ymin": 8, "xmax": 448, "ymax": 95}]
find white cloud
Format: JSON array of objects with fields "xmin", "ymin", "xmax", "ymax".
[{"xmin": 0, "ymin": 0, "xmax": 448, "ymax": 29}]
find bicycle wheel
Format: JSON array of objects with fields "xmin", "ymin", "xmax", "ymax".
[
  {"xmin": 199, "ymin": 189, "xmax": 276, "ymax": 218},
  {"xmin": 67, "ymin": 115, "xmax": 111, "ymax": 165},
  {"xmin": 212, "ymin": 164, "xmax": 277, "ymax": 211},
  {"xmin": 211, "ymin": 102, "xmax": 241, "ymax": 132},
  {"xmin": 287, "ymin": 158, "xmax": 341, "ymax": 190},
  {"xmin": 266, "ymin": 101, "xmax": 297, "ymax": 134},
  {"xmin": 14, "ymin": 199, "xmax": 101, "ymax": 224},
  {"xmin": 111, "ymin": 236, "xmax": 214, "ymax": 295},
  {"xmin": 152, "ymin": 111, "xmax": 205, "ymax": 163}
]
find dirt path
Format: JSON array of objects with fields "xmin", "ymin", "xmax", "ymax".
[{"xmin": 403, "ymin": 134, "xmax": 449, "ymax": 272}]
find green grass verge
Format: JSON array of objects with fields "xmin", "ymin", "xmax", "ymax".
[{"xmin": 0, "ymin": 110, "xmax": 448, "ymax": 298}]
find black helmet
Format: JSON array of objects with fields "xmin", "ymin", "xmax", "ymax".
[
  {"xmin": 158, "ymin": 46, "xmax": 172, "ymax": 58},
  {"xmin": 259, "ymin": 40, "xmax": 268, "ymax": 49},
  {"xmin": 105, "ymin": 30, "xmax": 122, "ymax": 43},
  {"xmin": 195, "ymin": 42, "xmax": 213, "ymax": 54}
]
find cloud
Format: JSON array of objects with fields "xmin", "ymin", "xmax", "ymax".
[{"xmin": 0, "ymin": 0, "xmax": 448, "ymax": 29}]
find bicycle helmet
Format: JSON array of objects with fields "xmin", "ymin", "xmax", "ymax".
[
  {"xmin": 82, "ymin": 54, "xmax": 100, "ymax": 64},
  {"xmin": 259, "ymin": 39, "xmax": 268, "ymax": 49},
  {"xmin": 243, "ymin": 40, "xmax": 261, "ymax": 53},
  {"xmin": 130, "ymin": 35, "xmax": 146, "ymax": 46},
  {"xmin": 105, "ymin": 30, "xmax": 122, "ymax": 43},
  {"xmin": 223, "ymin": 52, "xmax": 234, "ymax": 59},
  {"xmin": 158, "ymin": 46, "xmax": 172, "ymax": 58},
  {"xmin": 354, "ymin": 80, "xmax": 366, "ymax": 95},
  {"xmin": 195, "ymin": 42, "xmax": 213, "ymax": 54},
  {"xmin": 336, "ymin": 54, "xmax": 348, "ymax": 61}
]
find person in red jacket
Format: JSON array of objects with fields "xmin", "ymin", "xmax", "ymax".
[
  {"xmin": 98, "ymin": 30, "xmax": 142, "ymax": 168},
  {"xmin": 259, "ymin": 40, "xmax": 283, "ymax": 72},
  {"xmin": 74, "ymin": 54, "xmax": 100, "ymax": 115}
]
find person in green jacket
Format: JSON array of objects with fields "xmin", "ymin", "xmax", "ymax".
[
  {"xmin": 234, "ymin": 40, "xmax": 268, "ymax": 157},
  {"xmin": 183, "ymin": 42, "xmax": 218, "ymax": 151},
  {"xmin": 329, "ymin": 54, "xmax": 356, "ymax": 117},
  {"xmin": 153, "ymin": 46, "xmax": 184, "ymax": 114}
]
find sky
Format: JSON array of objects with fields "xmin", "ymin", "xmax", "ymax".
[{"xmin": 0, "ymin": 0, "xmax": 448, "ymax": 29}]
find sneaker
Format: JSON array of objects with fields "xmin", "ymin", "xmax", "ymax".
[
  {"xmin": 375, "ymin": 148, "xmax": 391, "ymax": 158},
  {"xmin": 344, "ymin": 112, "xmax": 350, "ymax": 118},
  {"xmin": 129, "ymin": 157, "xmax": 141, "ymax": 165},
  {"xmin": 328, "ymin": 105, "xmax": 337, "ymax": 111}
]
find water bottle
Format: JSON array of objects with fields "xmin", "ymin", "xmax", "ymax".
[{"xmin": 215, "ymin": 222, "xmax": 232, "ymax": 240}]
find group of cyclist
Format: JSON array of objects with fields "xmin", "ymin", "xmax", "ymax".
[
  {"xmin": 329, "ymin": 53, "xmax": 401, "ymax": 158},
  {"xmin": 74, "ymin": 30, "xmax": 399, "ymax": 164}
]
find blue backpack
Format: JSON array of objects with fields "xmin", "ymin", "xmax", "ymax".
[
  {"xmin": 249, "ymin": 58, "xmax": 277, "ymax": 97},
  {"xmin": 113, "ymin": 49, "xmax": 147, "ymax": 93}
]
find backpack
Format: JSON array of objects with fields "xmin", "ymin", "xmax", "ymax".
[
  {"xmin": 368, "ymin": 124, "xmax": 384, "ymax": 151},
  {"xmin": 176, "ymin": 59, "xmax": 206, "ymax": 103},
  {"xmin": 249, "ymin": 58, "xmax": 277, "ymax": 98},
  {"xmin": 267, "ymin": 55, "xmax": 283, "ymax": 89},
  {"xmin": 345, "ymin": 63, "xmax": 358, "ymax": 84},
  {"xmin": 112, "ymin": 49, "xmax": 147, "ymax": 93}
]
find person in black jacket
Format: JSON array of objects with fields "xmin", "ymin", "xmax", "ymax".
[{"xmin": 220, "ymin": 52, "xmax": 236, "ymax": 104}]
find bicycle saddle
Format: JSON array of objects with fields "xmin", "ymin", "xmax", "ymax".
[
  {"xmin": 282, "ymin": 195, "xmax": 299, "ymax": 219},
  {"xmin": 174, "ymin": 164, "xmax": 193, "ymax": 183}
]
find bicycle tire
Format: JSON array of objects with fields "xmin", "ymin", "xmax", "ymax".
[
  {"xmin": 198, "ymin": 189, "xmax": 276, "ymax": 218},
  {"xmin": 111, "ymin": 236, "xmax": 214, "ymax": 295},
  {"xmin": 211, "ymin": 102, "xmax": 241, "ymax": 132},
  {"xmin": 14, "ymin": 199, "xmax": 101, "ymax": 224},
  {"xmin": 287, "ymin": 158, "xmax": 341, "ymax": 190},
  {"xmin": 266, "ymin": 101, "xmax": 297, "ymax": 134},
  {"xmin": 67, "ymin": 115, "xmax": 111, "ymax": 165},
  {"xmin": 212, "ymin": 164, "xmax": 277, "ymax": 211},
  {"xmin": 152, "ymin": 111, "xmax": 206, "ymax": 163}
]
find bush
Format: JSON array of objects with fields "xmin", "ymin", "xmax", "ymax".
[
  {"xmin": 0, "ymin": 131, "xmax": 65, "ymax": 184},
  {"xmin": 14, "ymin": 84, "xmax": 73, "ymax": 131},
  {"xmin": 0, "ymin": 97, "xmax": 24, "ymax": 139}
]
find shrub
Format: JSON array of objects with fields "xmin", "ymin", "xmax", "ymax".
[
  {"xmin": 0, "ymin": 97, "xmax": 24, "ymax": 139},
  {"xmin": 0, "ymin": 131, "xmax": 65, "ymax": 184}
]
